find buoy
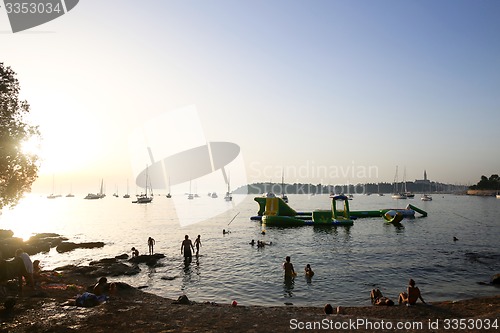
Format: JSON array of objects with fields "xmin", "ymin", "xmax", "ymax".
[{"xmin": 231, "ymin": 300, "xmax": 238, "ymax": 306}]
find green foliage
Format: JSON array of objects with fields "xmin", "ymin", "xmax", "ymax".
[
  {"xmin": 469, "ymin": 174, "xmax": 500, "ymax": 190},
  {"xmin": 0, "ymin": 63, "xmax": 40, "ymax": 209}
]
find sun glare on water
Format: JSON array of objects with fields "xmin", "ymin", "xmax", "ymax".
[{"xmin": 0, "ymin": 194, "xmax": 54, "ymax": 241}]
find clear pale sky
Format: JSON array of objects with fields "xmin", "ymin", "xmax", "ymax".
[{"xmin": 1, "ymin": 1, "xmax": 499, "ymax": 195}]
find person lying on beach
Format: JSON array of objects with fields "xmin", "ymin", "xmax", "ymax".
[
  {"xmin": 370, "ymin": 288, "xmax": 394, "ymax": 306},
  {"xmin": 398, "ymin": 279, "xmax": 426, "ymax": 305}
]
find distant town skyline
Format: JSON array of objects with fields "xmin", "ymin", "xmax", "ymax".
[{"xmin": 2, "ymin": 1, "xmax": 499, "ymax": 195}]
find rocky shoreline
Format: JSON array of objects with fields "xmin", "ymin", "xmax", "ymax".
[
  {"xmin": 1, "ymin": 231, "xmax": 499, "ymax": 332},
  {"xmin": 0, "ymin": 266, "xmax": 499, "ymax": 333}
]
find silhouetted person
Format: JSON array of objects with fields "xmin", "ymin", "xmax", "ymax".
[
  {"xmin": 181, "ymin": 235, "xmax": 194, "ymax": 263},
  {"xmin": 194, "ymin": 235, "xmax": 201, "ymax": 256},
  {"xmin": 148, "ymin": 237, "xmax": 155, "ymax": 255}
]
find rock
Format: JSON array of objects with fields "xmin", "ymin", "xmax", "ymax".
[
  {"xmin": 115, "ymin": 254, "xmax": 129, "ymax": 260},
  {"xmin": 56, "ymin": 241, "xmax": 105, "ymax": 253},
  {"xmin": 129, "ymin": 253, "xmax": 165, "ymax": 267},
  {"xmin": 90, "ymin": 258, "xmax": 117, "ymax": 265},
  {"xmin": 173, "ymin": 295, "xmax": 191, "ymax": 305},
  {"xmin": 491, "ymin": 273, "xmax": 500, "ymax": 285},
  {"xmin": 90, "ymin": 262, "xmax": 141, "ymax": 277}
]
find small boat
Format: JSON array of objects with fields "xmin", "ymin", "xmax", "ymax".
[
  {"xmin": 123, "ymin": 180, "xmax": 130, "ymax": 198},
  {"xmin": 47, "ymin": 176, "xmax": 60, "ymax": 199},
  {"xmin": 85, "ymin": 179, "xmax": 105, "ymax": 199},
  {"xmin": 66, "ymin": 184, "xmax": 75, "ymax": 197},
  {"xmin": 225, "ymin": 172, "xmax": 233, "ymax": 201},
  {"xmin": 166, "ymin": 178, "xmax": 172, "ymax": 198},
  {"xmin": 402, "ymin": 167, "xmax": 414, "ymax": 198},
  {"xmin": 421, "ymin": 194, "xmax": 432, "ymax": 201},
  {"xmin": 392, "ymin": 166, "xmax": 407, "ymax": 199},
  {"xmin": 187, "ymin": 180, "xmax": 194, "ymax": 200},
  {"xmin": 132, "ymin": 167, "xmax": 153, "ymax": 204},
  {"xmin": 280, "ymin": 170, "xmax": 288, "ymax": 203}
]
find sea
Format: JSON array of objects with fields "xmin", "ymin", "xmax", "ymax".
[{"xmin": 1, "ymin": 193, "xmax": 499, "ymax": 307}]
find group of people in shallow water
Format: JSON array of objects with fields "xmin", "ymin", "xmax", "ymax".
[
  {"xmin": 130, "ymin": 235, "xmax": 202, "ymax": 264},
  {"xmin": 279, "ymin": 255, "xmax": 426, "ymax": 311},
  {"xmin": 281, "ymin": 256, "xmax": 314, "ymax": 279}
]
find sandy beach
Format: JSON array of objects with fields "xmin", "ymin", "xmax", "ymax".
[{"xmin": 1, "ymin": 268, "xmax": 498, "ymax": 333}]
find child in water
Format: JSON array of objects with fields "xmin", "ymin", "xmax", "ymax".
[{"xmin": 305, "ymin": 264, "xmax": 314, "ymax": 277}]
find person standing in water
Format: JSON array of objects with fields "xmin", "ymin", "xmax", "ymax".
[
  {"xmin": 181, "ymin": 235, "xmax": 195, "ymax": 263},
  {"xmin": 194, "ymin": 235, "xmax": 202, "ymax": 256},
  {"xmin": 282, "ymin": 256, "xmax": 296, "ymax": 278},
  {"xmin": 148, "ymin": 237, "xmax": 155, "ymax": 255}
]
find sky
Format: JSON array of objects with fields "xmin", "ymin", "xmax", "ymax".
[{"xmin": 1, "ymin": 0, "xmax": 499, "ymax": 195}]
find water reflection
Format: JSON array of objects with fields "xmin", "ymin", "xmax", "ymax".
[{"xmin": 283, "ymin": 276, "xmax": 294, "ymax": 297}]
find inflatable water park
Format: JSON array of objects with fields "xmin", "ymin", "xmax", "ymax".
[{"xmin": 250, "ymin": 194, "xmax": 427, "ymax": 226}]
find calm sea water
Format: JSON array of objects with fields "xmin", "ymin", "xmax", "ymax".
[{"xmin": 1, "ymin": 193, "xmax": 499, "ymax": 307}]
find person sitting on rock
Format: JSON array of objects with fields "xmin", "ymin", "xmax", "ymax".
[
  {"xmin": 93, "ymin": 277, "xmax": 116, "ymax": 296},
  {"xmin": 131, "ymin": 247, "xmax": 139, "ymax": 257}
]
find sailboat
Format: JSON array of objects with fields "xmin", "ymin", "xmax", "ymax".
[
  {"xmin": 421, "ymin": 193, "xmax": 433, "ymax": 201},
  {"xmin": 187, "ymin": 180, "xmax": 194, "ymax": 200},
  {"xmin": 280, "ymin": 170, "xmax": 288, "ymax": 203},
  {"xmin": 391, "ymin": 166, "xmax": 407, "ymax": 199},
  {"xmin": 377, "ymin": 183, "xmax": 384, "ymax": 196},
  {"xmin": 47, "ymin": 175, "xmax": 58, "ymax": 199},
  {"xmin": 133, "ymin": 167, "xmax": 153, "ymax": 204},
  {"xmin": 166, "ymin": 177, "xmax": 172, "ymax": 198},
  {"xmin": 66, "ymin": 184, "xmax": 75, "ymax": 197},
  {"xmin": 123, "ymin": 180, "xmax": 130, "ymax": 198},
  {"xmin": 85, "ymin": 179, "xmax": 105, "ymax": 199},
  {"xmin": 403, "ymin": 167, "xmax": 415, "ymax": 198},
  {"xmin": 421, "ymin": 180, "xmax": 433, "ymax": 201},
  {"xmin": 224, "ymin": 172, "xmax": 233, "ymax": 201}
]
